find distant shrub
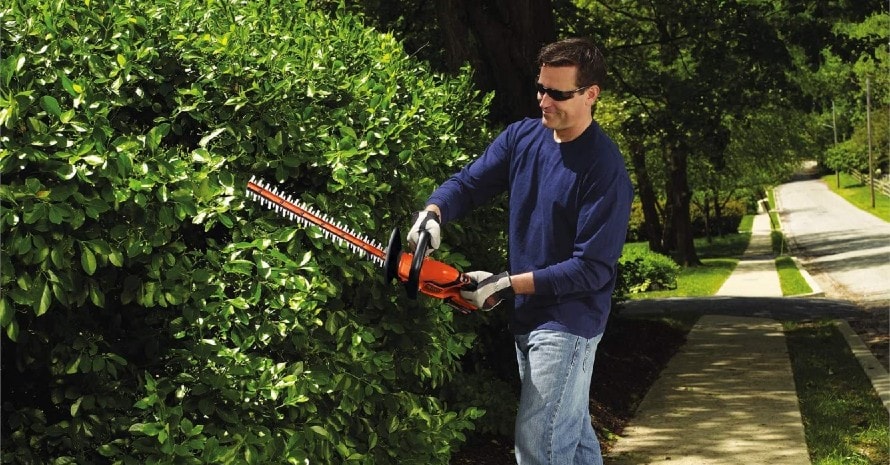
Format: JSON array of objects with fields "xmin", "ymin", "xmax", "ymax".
[
  {"xmin": 617, "ymin": 248, "xmax": 680, "ymax": 295},
  {"xmin": 626, "ymin": 200, "xmax": 646, "ymax": 242},
  {"xmin": 690, "ymin": 199, "xmax": 748, "ymax": 236},
  {"xmin": 627, "ymin": 198, "xmax": 749, "ymax": 242}
]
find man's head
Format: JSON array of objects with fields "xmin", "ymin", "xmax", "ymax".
[
  {"xmin": 535, "ymin": 38, "xmax": 606, "ymax": 141},
  {"xmin": 536, "ymin": 38, "xmax": 606, "ymax": 92}
]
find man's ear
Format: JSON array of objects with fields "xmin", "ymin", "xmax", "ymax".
[{"xmin": 587, "ymin": 85, "xmax": 601, "ymax": 106}]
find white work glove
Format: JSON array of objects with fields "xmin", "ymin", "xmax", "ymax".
[
  {"xmin": 406, "ymin": 210, "xmax": 441, "ymax": 256},
  {"xmin": 460, "ymin": 271, "xmax": 514, "ymax": 311}
]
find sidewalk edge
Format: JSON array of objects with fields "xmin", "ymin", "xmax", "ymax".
[
  {"xmin": 834, "ymin": 319, "xmax": 890, "ymax": 413},
  {"xmin": 791, "ymin": 256, "xmax": 824, "ymax": 297}
]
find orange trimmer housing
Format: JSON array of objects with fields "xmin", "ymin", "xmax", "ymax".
[{"xmin": 384, "ymin": 228, "xmax": 477, "ymax": 313}]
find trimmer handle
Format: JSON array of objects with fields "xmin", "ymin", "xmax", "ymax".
[
  {"xmin": 383, "ymin": 227, "xmax": 479, "ymax": 313},
  {"xmin": 407, "ymin": 230, "xmax": 431, "ymax": 299}
]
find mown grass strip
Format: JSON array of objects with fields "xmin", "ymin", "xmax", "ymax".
[
  {"xmin": 784, "ymin": 320, "xmax": 889, "ymax": 465},
  {"xmin": 776, "ymin": 256, "xmax": 813, "ymax": 296}
]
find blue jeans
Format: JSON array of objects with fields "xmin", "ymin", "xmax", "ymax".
[{"xmin": 514, "ymin": 330, "xmax": 603, "ymax": 465}]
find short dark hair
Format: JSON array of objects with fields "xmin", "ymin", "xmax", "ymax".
[{"xmin": 537, "ymin": 38, "xmax": 606, "ymax": 89}]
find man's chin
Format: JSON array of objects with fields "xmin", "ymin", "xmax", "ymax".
[{"xmin": 540, "ymin": 114, "xmax": 556, "ymax": 129}]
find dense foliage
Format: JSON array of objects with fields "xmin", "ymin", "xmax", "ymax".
[
  {"xmin": 793, "ymin": 7, "xmax": 889, "ymax": 177},
  {"xmin": 1, "ymin": 0, "xmax": 802, "ymax": 462},
  {"xmin": 0, "ymin": 0, "xmax": 504, "ymax": 463},
  {"xmin": 626, "ymin": 198, "xmax": 746, "ymax": 243}
]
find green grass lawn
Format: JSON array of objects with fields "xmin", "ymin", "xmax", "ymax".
[
  {"xmin": 624, "ymin": 231, "xmax": 813, "ymax": 299},
  {"xmin": 822, "ymin": 173, "xmax": 890, "ymax": 222},
  {"xmin": 622, "ymin": 233, "xmax": 748, "ymax": 299},
  {"xmin": 625, "ymin": 258, "xmax": 737, "ymax": 299},
  {"xmin": 737, "ymin": 214, "xmax": 754, "ymax": 233}
]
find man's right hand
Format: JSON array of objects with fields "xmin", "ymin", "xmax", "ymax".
[{"xmin": 407, "ymin": 210, "xmax": 441, "ymax": 256}]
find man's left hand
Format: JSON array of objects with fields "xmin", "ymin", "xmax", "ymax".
[{"xmin": 461, "ymin": 271, "xmax": 514, "ymax": 311}]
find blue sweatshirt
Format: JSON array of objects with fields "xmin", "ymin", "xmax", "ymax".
[{"xmin": 428, "ymin": 118, "xmax": 633, "ymax": 338}]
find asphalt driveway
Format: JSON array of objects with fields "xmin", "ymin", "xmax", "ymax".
[{"xmin": 774, "ymin": 174, "xmax": 890, "ymax": 307}]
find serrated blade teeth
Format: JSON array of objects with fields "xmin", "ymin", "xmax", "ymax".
[{"xmin": 246, "ymin": 178, "xmax": 387, "ymax": 268}]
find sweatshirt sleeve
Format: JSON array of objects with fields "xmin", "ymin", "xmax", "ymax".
[
  {"xmin": 533, "ymin": 163, "xmax": 634, "ymax": 296},
  {"xmin": 426, "ymin": 128, "xmax": 512, "ymax": 224}
]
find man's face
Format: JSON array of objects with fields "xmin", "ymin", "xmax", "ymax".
[{"xmin": 536, "ymin": 65, "xmax": 600, "ymax": 139}]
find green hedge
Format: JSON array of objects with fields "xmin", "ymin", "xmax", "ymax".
[
  {"xmin": 617, "ymin": 248, "xmax": 680, "ymax": 295},
  {"xmin": 0, "ymin": 0, "xmax": 499, "ymax": 463}
]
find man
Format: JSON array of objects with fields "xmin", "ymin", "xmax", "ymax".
[{"xmin": 408, "ymin": 38, "xmax": 633, "ymax": 464}]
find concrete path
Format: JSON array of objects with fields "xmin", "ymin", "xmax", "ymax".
[
  {"xmin": 606, "ymin": 315, "xmax": 810, "ymax": 465},
  {"xmin": 607, "ymin": 213, "xmax": 811, "ymax": 464},
  {"xmin": 715, "ymin": 213, "xmax": 781, "ymax": 297},
  {"xmin": 605, "ymin": 171, "xmax": 890, "ymax": 464}
]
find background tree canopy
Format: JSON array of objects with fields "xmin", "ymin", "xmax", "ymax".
[
  {"xmin": 1, "ymin": 0, "xmax": 887, "ymax": 463},
  {"xmin": 341, "ymin": 0, "xmax": 887, "ymax": 264}
]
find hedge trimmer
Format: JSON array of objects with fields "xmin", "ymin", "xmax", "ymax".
[{"xmin": 245, "ymin": 177, "xmax": 479, "ymax": 313}]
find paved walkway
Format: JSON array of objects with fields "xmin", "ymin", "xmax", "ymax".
[
  {"xmin": 607, "ymin": 212, "xmax": 811, "ymax": 464},
  {"xmin": 608, "ymin": 210, "xmax": 889, "ymax": 463},
  {"xmin": 775, "ymin": 177, "xmax": 890, "ymax": 306},
  {"xmin": 606, "ymin": 315, "xmax": 810, "ymax": 465},
  {"xmin": 715, "ymin": 213, "xmax": 782, "ymax": 297}
]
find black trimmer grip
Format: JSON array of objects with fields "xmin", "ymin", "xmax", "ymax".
[
  {"xmin": 384, "ymin": 227, "xmax": 402, "ymax": 284},
  {"xmin": 406, "ymin": 230, "xmax": 430, "ymax": 299}
]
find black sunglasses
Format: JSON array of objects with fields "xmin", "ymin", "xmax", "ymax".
[{"xmin": 535, "ymin": 82, "xmax": 592, "ymax": 101}]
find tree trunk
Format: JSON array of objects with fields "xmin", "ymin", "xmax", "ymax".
[
  {"xmin": 702, "ymin": 194, "xmax": 712, "ymax": 243},
  {"xmin": 435, "ymin": 0, "xmax": 475, "ymax": 74},
  {"xmin": 667, "ymin": 145, "xmax": 701, "ymax": 266},
  {"xmin": 435, "ymin": 0, "xmax": 557, "ymax": 123},
  {"xmin": 660, "ymin": 145, "xmax": 676, "ymax": 253},
  {"xmin": 629, "ymin": 140, "xmax": 665, "ymax": 253}
]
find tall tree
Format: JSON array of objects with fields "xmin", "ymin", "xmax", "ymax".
[
  {"xmin": 574, "ymin": 0, "xmax": 800, "ymax": 265},
  {"xmin": 808, "ymin": 10, "xmax": 890, "ymax": 175},
  {"xmin": 435, "ymin": 0, "xmax": 558, "ymax": 122},
  {"xmin": 335, "ymin": 0, "xmax": 557, "ymax": 123}
]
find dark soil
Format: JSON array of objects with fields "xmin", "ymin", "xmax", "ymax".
[{"xmin": 450, "ymin": 314, "xmax": 690, "ymax": 464}]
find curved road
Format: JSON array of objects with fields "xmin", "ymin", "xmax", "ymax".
[{"xmin": 774, "ymin": 173, "xmax": 890, "ymax": 308}]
